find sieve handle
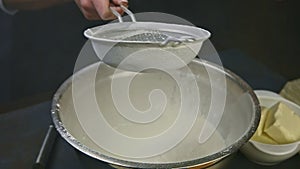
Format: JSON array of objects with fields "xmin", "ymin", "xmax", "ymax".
[
  {"xmin": 120, "ymin": 5, "xmax": 136, "ymax": 22},
  {"xmin": 110, "ymin": 7, "xmax": 123, "ymax": 22},
  {"xmin": 110, "ymin": 5, "xmax": 136, "ymax": 23}
]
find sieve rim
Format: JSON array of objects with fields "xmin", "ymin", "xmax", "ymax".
[{"xmin": 84, "ymin": 22, "xmax": 211, "ymax": 45}]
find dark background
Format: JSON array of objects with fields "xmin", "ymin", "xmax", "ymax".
[{"xmin": 0, "ymin": 0, "xmax": 300, "ymax": 111}]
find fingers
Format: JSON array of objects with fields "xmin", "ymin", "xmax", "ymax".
[
  {"xmin": 91, "ymin": 0, "xmax": 114, "ymax": 20},
  {"xmin": 75, "ymin": 0, "xmax": 102, "ymax": 20},
  {"xmin": 75, "ymin": 0, "xmax": 129, "ymax": 20},
  {"xmin": 92, "ymin": 0, "xmax": 128, "ymax": 20},
  {"xmin": 112, "ymin": 0, "xmax": 128, "ymax": 6},
  {"xmin": 111, "ymin": 0, "xmax": 128, "ymax": 16}
]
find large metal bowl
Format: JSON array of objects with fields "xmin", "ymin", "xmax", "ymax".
[{"xmin": 51, "ymin": 59, "xmax": 260, "ymax": 168}]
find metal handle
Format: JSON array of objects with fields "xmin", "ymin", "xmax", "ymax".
[
  {"xmin": 120, "ymin": 5, "xmax": 136, "ymax": 22},
  {"xmin": 32, "ymin": 125, "xmax": 57, "ymax": 169},
  {"xmin": 110, "ymin": 7, "xmax": 123, "ymax": 23},
  {"xmin": 110, "ymin": 5, "xmax": 136, "ymax": 23}
]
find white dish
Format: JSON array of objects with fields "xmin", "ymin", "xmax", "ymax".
[{"xmin": 240, "ymin": 90, "xmax": 300, "ymax": 165}]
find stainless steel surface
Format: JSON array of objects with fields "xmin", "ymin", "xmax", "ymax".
[{"xmin": 51, "ymin": 59, "xmax": 260, "ymax": 168}]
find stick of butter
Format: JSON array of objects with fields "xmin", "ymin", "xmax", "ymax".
[
  {"xmin": 264, "ymin": 102, "xmax": 300, "ymax": 144},
  {"xmin": 251, "ymin": 107, "xmax": 278, "ymax": 144},
  {"xmin": 251, "ymin": 132, "xmax": 278, "ymax": 144},
  {"xmin": 256, "ymin": 107, "xmax": 268, "ymax": 136}
]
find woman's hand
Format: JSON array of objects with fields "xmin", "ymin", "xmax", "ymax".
[{"xmin": 74, "ymin": 0, "xmax": 128, "ymax": 20}]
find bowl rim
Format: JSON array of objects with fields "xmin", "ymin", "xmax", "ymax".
[
  {"xmin": 51, "ymin": 59, "xmax": 260, "ymax": 168},
  {"xmin": 249, "ymin": 139, "xmax": 300, "ymax": 156}
]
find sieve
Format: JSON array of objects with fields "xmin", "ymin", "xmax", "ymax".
[
  {"xmin": 109, "ymin": 5, "xmax": 197, "ymax": 47},
  {"xmin": 84, "ymin": 6, "xmax": 211, "ymax": 71}
]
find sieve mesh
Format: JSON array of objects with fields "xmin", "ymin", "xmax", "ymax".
[
  {"xmin": 107, "ymin": 6, "xmax": 199, "ymax": 46},
  {"xmin": 124, "ymin": 30, "xmax": 168, "ymax": 42}
]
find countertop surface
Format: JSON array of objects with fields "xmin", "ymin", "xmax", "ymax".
[{"xmin": 1, "ymin": 49, "xmax": 299, "ymax": 169}]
